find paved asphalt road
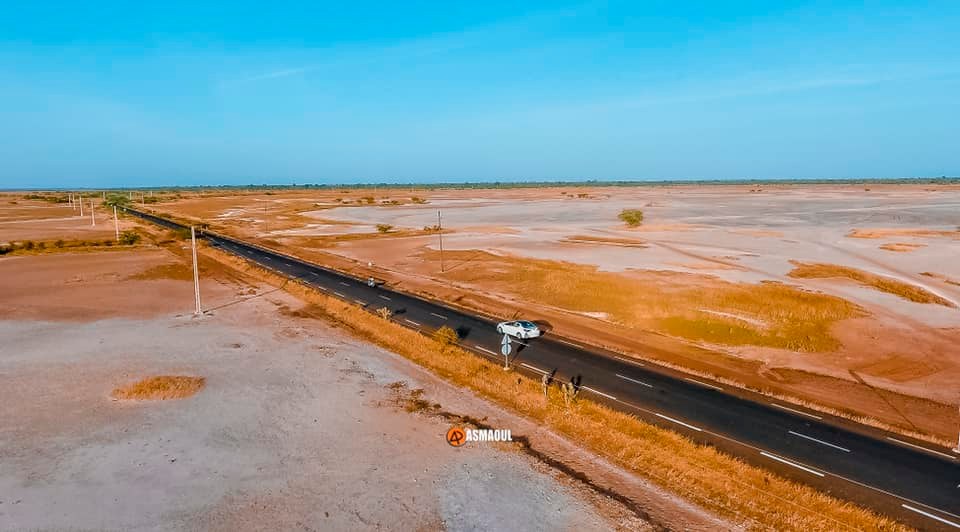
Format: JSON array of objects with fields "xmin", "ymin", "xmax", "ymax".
[{"xmin": 131, "ymin": 209, "xmax": 960, "ymax": 530}]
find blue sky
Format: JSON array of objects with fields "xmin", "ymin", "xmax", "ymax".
[{"xmin": 1, "ymin": 1, "xmax": 958, "ymax": 188}]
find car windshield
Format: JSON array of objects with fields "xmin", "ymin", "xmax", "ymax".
[{"xmin": 518, "ymin": 321, "xmax": 536, "ymax": 329}]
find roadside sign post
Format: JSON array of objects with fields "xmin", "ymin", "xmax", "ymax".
[{"xmin": 501, "ymin": 334, "xmax": 511, "ymax": 370}]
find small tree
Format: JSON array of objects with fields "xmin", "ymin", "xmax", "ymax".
[
  {"xmin": 375, "ymin": 306, "xmax": 393, "ymax": 320},
  {"xmin": 432, "ymin": 325, "xmax": 459, "ymax": 347},
  {"xmin": 376, "ymin": 224, "xmax": 393, "ymax": 233},
  {"xmin": 618, "ymin": 209, "xmax": 644, "ymax": 227},
  {"xmin": 103, "ymin": 193, "xmax": 131, "ymax": 209},
  {"xmin": 119, "ymin": 230, "xmax": 141, "ymax": 245}
]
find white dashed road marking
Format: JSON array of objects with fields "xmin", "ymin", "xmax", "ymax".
[
  {"xmin": 430, "ymin": 312, "xmax": 448, "ymax": 320},
  {"xmin": 378, "ymin": 295, "xmax": 391, "ymax": 301},
  {"xmin": 403, "ymin": 319, "xmax": 421, "ymax": 326}
]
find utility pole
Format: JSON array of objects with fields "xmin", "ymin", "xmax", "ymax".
[
  {"xmin": 191, "ymin": 226, "xmax": 202, "ymax": 316},
  {"xmin": 79, "ymin": 194, "xmax": 84, "ymax": 217},
  {"xmin": 113, "ymin": 206, "xmax": 119, "ymax": 241},
  {"xmin": 437, "ymin": 209, "xmax": 444, "ymax": 273},
  {"xmin": 90, "ymin": 200, "xmax": 96, "ymax": 226}
]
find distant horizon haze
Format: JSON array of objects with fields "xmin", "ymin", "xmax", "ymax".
[{"xmin": 1, "ymin": 1, "xmax": 958, "ymax": 189}]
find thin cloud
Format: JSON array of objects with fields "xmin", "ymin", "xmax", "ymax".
[{"xmin": 220, "ymin": 66, "xmax": 315, "ymax": 86}]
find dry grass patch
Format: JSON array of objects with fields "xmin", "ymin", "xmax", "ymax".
[
  {"xmin": 848, "ymin": 228, "xmax": 960, "ymax": 240},
  {"xmin": 788, "ymin": 261, "xmax": 955, "ymax": 308},
  {"xmin": 879, "ymin": 242, "xmax": 926, "ymax": 252},
  {"xmin": 562, "ymin": 235, "xmax": 648, "ymax": 248},
  {"xmin": 112, "ymin": 376, "xmax": 205, "ymax": 400},
  {"xmin": 128, "ymin": 262, "xmax": 195, "ymax": 281},
  {"xmin": 213, "ymin": 255, "xmax": 906, "ymax": 531},
  {"xmin": 425, "ymin": 250, "xmax": 860, "ymax": 351}
]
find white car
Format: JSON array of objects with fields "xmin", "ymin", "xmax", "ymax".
[{"xmin": 496, "ymin": 320, "xmax": 541, "ymax": 339}]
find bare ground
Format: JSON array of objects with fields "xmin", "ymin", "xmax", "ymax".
[{"xmin": 0, "ymin": 247, "xmax": 726, "ymax": 530}]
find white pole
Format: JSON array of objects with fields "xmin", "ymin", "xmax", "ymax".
[
  {"xmin": 90, "ymin": 200, "xmax": 95, "ymax": 226},
  {"xmin": 79, "ymin": 194, "xmax": 84, "ymax": 217},
  {"xmin": 114, "ymin": 206, "xmax": 119, "ymax": 241},
  {"xmin": 191, "ymin": 226, "xmax": 202, "ymax": 316},
  {"xmin": 438, "ymin": 209, "xmax": 444, "ymax": 273}
]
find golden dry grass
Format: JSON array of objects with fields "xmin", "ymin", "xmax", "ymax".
[
  {"xmin": 561, "ymin": 234, "xmax": 649, "ymax": 247},
  {"xmin": 128, "ymin": 262, "xmax": 195, "ymax": 281},
  {"xmin": 427, "ymin": 250, "xmax": 860, "ymax": 351},
  {"xmin": 210, "ymin": 249, "xmax": 908, "ymax": 531},
  {"xmin": 788, "ymin": 261, "xmax": 955, "ymax": 308},
  {"xmin": 112, "ymin": 376, "xmax": 206, "ymax": 400},
  {"xmin": 879, "ymin": 242, "xmax": 926, "ymax": 252},
  {"xmin": 848, "ymin": 228, "xmax": 960, "ymax": 240}
]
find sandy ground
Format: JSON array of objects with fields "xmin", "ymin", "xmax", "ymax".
[
  {"xmin": 0, "ymin": 246, "xmax": 726, "ymax": 530},
  {"xmin": 146, "ymin": 184, "xmax": 960, "ymax": 441},
  {"xmin": 0, "ymin": 198, "xmax": 140, "ymax": 244}
]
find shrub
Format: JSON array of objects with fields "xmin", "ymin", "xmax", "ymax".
[
  {"xmin": 362, "ymin": 196, "xmax": 375, "ymax": 204},
  {"xmin": 54, "ymin": 239, "xmax": 65, "ymax": 248},
  {"xmin": 119, "ymin": 230, "xmax": 141, "ymax": 245},
  {"xmin": 375, "ymin": 307, "xmax": 393, "ymax": 319},
  {"xmin": 376, "ymin": 224, "xmax": 393, "ymax": 233},
  {"xmin": 618, "ymin": 209, "xmax": 644, "ymax": 227},
  {"xmin": 432, "ymin": 325, "xmax": 459, "ymax": 346},
  {"xmin": 410, "ymin": 196, "xmax": 428, "ymax": 204},
  {"xmin": 22, "ymin": 240, "xmax": 35, "ymax": 250},
  {"xmin": 36, "ymin": 241, "xmax": 46, "ymax": 250}
]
